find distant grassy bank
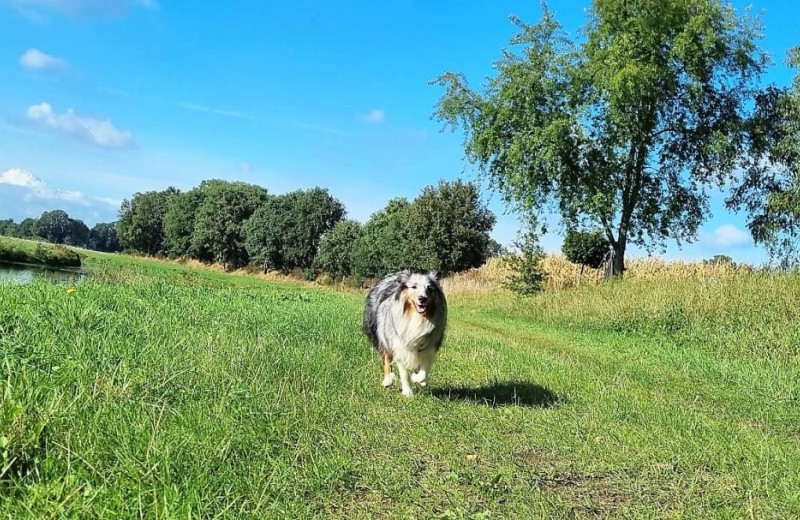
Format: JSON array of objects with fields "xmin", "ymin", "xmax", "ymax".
[{"xmin": 0, "ymin": 236, "xmax": 82, "ymax": 268}]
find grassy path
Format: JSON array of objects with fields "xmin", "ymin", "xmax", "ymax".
[{"xmin": 1, "ymin": 256, "xmax": 798, "ymax": 518}]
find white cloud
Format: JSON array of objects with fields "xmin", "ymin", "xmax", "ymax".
[
  {"xmin": 0, "ymin": 168, "xmax": 86, "ymax": 203},
  {"xmin": 238, "ymin": 162, "xmax": 254, "ymax": 173},
  {"xmin": 0, "ymin": 168, "xmax": 122, "ymax": 210},
  {"xmin": 708, "ymin": 224, "xmax": 751, "ymax": 249},
  {"xmin": 19, "ymin": 48, "xmax": 68, "ymax": 70},
  {"xmin": 26, "ymin": 102, "xmax": 134, "ymax": 149},
  {"xmin": 0, "ymin": 167, "xmax": 45, "ymax": 188},
  {"xmin": 362, "ymin": 109, "xmax": 385, "ymax": 123}
]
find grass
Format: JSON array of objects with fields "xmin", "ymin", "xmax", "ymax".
[
  {"xmin": 0, "ymin": 236, "xmax": 82, "ymax": 268},
  {"xmin": 1, "ymin": 249, "xmax": 799, "ymax": 518}
]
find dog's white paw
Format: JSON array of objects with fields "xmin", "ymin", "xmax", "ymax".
[
  {"xmin": 401, "ymin": 388, "xmax": 413, "ymax": 397},
  {"xmin": 381, "ymin": 373, "xmax": 395, "ymax": 387},
  {"xmin": 411, "ymin": 371, "xmax": 427, "ymax": 384},
  {"xmin": 418, "ymin": 380, "xmax": 428, "ymax": 387}
]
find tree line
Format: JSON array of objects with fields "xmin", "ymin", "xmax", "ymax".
[
  {"xmin": 115, "ymin": 178, "xmax": 499, "ymax": 280},
  {"xmin": 0, "ymin": 211, "xmax": 122, "ymax": 252}
]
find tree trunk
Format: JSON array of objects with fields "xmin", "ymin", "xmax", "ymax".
[{"xmin": 611, "ymin": 240, "xmax": 625, "ymax": 278}]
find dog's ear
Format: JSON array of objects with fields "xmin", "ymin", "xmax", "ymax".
[
  {"xmin": 428, "ymin": 270, "xmax": 439, "ymax": 281},
  {"xmin": 397, "ymin": 270, "xmax": 410, "ymax": 286}
]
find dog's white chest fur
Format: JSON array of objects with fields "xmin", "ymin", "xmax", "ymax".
[{"xmin": 390, "ymin": 306, "xmax": 436, "ymax": 349}]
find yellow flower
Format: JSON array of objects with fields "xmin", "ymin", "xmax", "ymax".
[{"xmin": 66, "ymin": 287, "xmax": 76, "ymax": 294}]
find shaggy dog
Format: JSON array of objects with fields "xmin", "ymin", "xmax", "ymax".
[{"xmin": 363, "ymin": 270, "xmax": 447, "ymax": 396}]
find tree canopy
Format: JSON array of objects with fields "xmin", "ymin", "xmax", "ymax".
[
  {"xmin": 314, "ymin": 219, "xmax": 363, "ymax": 280},
  {"xmin": 562, "ymin": 229, "xmax": 610, "ymax": 270},
  {"xmin": 351, "ymin": 180, "xmax": 497, "ymax": 280},
  {"xmin": 243, "ymin": 187, "xmax": 344, "ymax": 271},
  {"xmin": 729, "ymin": 46, "xmax": 800, "ymax": 266},
  {"xmin": 88, "ymin": 222, "xmax": 123, "ymax": 252},
  {"xmin": 23, "ymin": 209, "xmax": 90, "ymax": 247},
  {"xmin": 405, "ymin": 179, "xmax": 497, "ymax": 275},
  {"xmin": 434, "ymin": 0, "xmax": 769, "ymax": 276},
  {"xmin": 164, "ymin": 188, "xmax": 204, "ymax": 257},
  {"xmin": 117, "ymin": 187, "xmax": 179, "ymax": 255},
  {"xmin": 190, "ymin": 180, "xmax": 269, "ymax": 268},
  {"xmin": 351, "ymin": 198, "xmax": 424, "ymax": 280}
]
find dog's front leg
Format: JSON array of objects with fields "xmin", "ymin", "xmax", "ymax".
[
  {"xmin": 381, "ymin": 350, "xmax": 395, "ymax": 387},
  {"xmin": 411, "ymin": 350, "xmax": 435, "ymax": 387},
  {"xmin": 396, "ymin": 363, "xmax": 413, "ymax": 397}
]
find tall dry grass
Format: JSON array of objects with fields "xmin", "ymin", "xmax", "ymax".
[
  {"xmin": 443, "ymin": 254, "xmax": 800, "ymax": 362},
  {"xmin": 442, "ymin": 254, "xmax": 752, "ymax": 295}
]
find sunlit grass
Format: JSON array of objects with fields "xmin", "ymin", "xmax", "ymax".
[{"xmin": 1, "ymin": 252, "xmax": 798, "ymax": 517}]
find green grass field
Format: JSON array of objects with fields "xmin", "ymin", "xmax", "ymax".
[
  {"xmin": 0, "ymin": 236, "xmax": 82, "ymax": 268},
  {"xmin": 1, "ymin": 251, "xmax": 799, "ymax": 518}
]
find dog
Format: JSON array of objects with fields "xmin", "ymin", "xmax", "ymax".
[{"xmin": 363, "ymin": 270, "xmax": 447, "ymax": 396}]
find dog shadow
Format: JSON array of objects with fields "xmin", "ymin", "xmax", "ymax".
[{"xmin": 431, "ymin": 381, "xmax": 561, "ymax": 408}]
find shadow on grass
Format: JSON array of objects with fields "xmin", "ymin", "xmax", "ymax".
[{"xmin": 432, "ymin": 381, "xmax": 561, "ymax": 408}]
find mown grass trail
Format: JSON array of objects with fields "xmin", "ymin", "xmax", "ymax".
[{"xmin": 1, "ymin": 254, "xmax": 798, "ymax": 518}]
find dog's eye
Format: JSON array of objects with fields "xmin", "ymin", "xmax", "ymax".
[{"xmin": 411, "ymin": 285, "xmax": 417, "ymax": 289}]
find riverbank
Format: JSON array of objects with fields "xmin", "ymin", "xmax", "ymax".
[{"xmin": 0, "ymin": 236, "xmax": 82, "ymax": 268}]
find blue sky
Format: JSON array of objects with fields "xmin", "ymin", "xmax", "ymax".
[{"xmin": 0, "ymin": 0, "xmax": 798, "ymax": 264}]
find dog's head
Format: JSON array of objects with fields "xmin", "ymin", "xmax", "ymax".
[{"xmin": 398, "ymin": 271, "xmax": 442, "ymax": 315}]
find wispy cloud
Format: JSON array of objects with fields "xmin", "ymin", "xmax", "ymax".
[
  {"xmin": 136, "ymin": 0, "xmax": 158, "ymax": 10},
  {"xmin": 26, "ymin": 102, "xmax": 134, "ymax": 149},
  {"xmin": 93, "ymin": 196, "xmax": 123, "ymax": 207},
  {"xmin": 238, "ymin": 162, "xmax": 254, "ymax": 173},
  {"xmin": 6, "ymin": 0, "xmax": 158, "ymax": 20},
  {"xmin": 19, "ymin": 48, "xmax": 69, "ymax": 70},
  {"xmin": 179, "ymin": 103, "xmax": 348, "ymax": 136},
  {"xmin": 361, "ymin": 108, "xmax": 385, "ymax": 123},
  {"xmin": 97, "ymin": 86, "xmax": 131, "ymax": 98},
  {"xmin": 179, "ymin": 102, "xmax": 255, "ymax": 120},
  {"xmin": 284, "ymin": 119, "xmax": 348, "ymax": 137}
]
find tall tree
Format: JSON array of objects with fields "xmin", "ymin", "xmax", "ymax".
[
  {"xmin": 117, "ymin": 187, "xmax": 179, "ymax": 255},
  {"xmin": 433, "ymin": 0, "xmax": 768, "ymax": 276},
  {"xmin": 66, "ymin": 218, "xmax": 90, "ymax": 247},
  {"xmin": 164, "ymin": 188, "xmax": 204, "ymax": 257},
  {"xmin": 406, "ymin": 179, "xmax": 496, "ymax": 275},
  {"xmin": 36, "ymin": 210, "xmax": 72, "ymax": 244},
  {"xmin": 729, "ymin": 46, "xmax": 800, "ymax": 266},
  {"xmin": 243, "ymin": 187, "xmax": 345, "ymax": 271},
  {"xmin": 243, "ymin": 195, "xmax": 289, "ymax": 271},
  {"xmin": 88, "ymin": 222, "xmax": 123, "ymax": 252},
  {"xmin": 0, "ymin": 219, "xmax": 17, "ymax": 237},
  {"xmin": 281, "ymin": 187, "xmax": 345, "ymax": 269},
  {"xmin": 314, "ymin": 219, "xmax": 363, "ymax": 279},
  {"xmin": 16, "ymin": 218, "xmax": 40, "ymax": 239},
  {"xmin": 191, "ymin": 180, "xmax": 268, "ymax": 268},
  {"xmin": 351, "ymin": 198, "xmax": 426, "ymax": 280}
]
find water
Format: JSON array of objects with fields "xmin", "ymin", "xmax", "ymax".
[{"xmin": 0, "ymin": 262, "xmax": 86, "ymax": 285}]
